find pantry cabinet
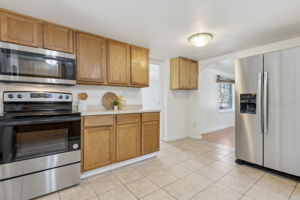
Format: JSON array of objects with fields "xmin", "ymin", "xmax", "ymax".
[
  {"xmin": 81, "ymin": 112, "xmax": 159, "ymax": 172},
  {"xmin": 107, "ymin": 40, "xmax": 130, "ymax": 85},
  {"xmin": 82, "ymin": 115, "xmax": 115, "ymax": 171},
  {"xmin": 0, "ymin": 12, "xmax": 42, "ymax": 47},
  {"xmin": 170, "ymin": 57, "xmax": 199, "ymax": 90},
  {"xmin": 43, "ymin": 23, "xmax": 73, "ymax": 53},
  {"xmin": 131, "ymin": 46, "xmax": 149, "ymax": 87},
  {"xmin": 76, "ymin": 32, "xmax": 106, "ymax": 84}
]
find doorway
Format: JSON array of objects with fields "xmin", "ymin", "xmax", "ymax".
[{"xmin": 200, "ymin": 59, "xmax": 235, "ymax": 147}]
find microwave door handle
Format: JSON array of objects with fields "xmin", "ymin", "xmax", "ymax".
[
  {"xmin": 263, "ymin": 72, "xmax": 268, "ymax": 134},
  {"xmin": 258, "ymin": 72, "xmax": 263, "ymax": 134}
]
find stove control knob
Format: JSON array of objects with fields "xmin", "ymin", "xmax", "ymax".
[
  {"xmin": 59, "ymin": 95, "xmax": 63, "ymax": 99},
  {"xmin": 65, "ymin": 95, "xmax": 70, "ymax": 99},
  {"xmin": 8, "ymin": 94, "xmax": 14, "ymax": 98},
  {"xmin": 73, "ymin": 143, "xmax": 79, "ymax": 149},
  {"xmin": 17, "ymin": 94, "xmax": 23, "ymax": 99}
]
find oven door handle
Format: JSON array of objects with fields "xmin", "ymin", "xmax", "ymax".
[{"xmin": 0, "ymin": 116, "xmax": 81, "ymax": 126}]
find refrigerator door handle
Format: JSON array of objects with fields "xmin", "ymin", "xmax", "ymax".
[
  {"xmin": 263, "ymin": 72, "xmax": 268, "ymax": 134},
  {"xmin": 258, "ymin": 72, "xmax": 263, "ymax": 134}
]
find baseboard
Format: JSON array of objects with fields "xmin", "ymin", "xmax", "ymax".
[
  {"xmin": 80, "ymin": 152, "xmax": 157, "ymax": 179},
  {"xmin": 201, "ymin": 125, "xmax": 234, "ymax": 134}
]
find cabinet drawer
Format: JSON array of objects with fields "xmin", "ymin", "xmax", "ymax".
[
  {"xmin": 142, "ymin": 112, "xmax": 160, "ymax": 122},
  {"xmin": 84, "ymin": 115, "xmax": 114, "ymax": 127},
  {"xmin": 117, "ymin": 114, "xmax": 141, "ymax": 125}
]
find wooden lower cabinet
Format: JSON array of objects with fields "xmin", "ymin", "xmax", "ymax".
[
  {"xmin": 116, "ymin": 123, "xmax": 141, "ymax": 162},
  {"xmin": 142, "ymin": 121, "xmax": 160, "ymax": 155},
  {"xmin": 82, "ymin": 112, "xmax": 159, "ymax": 172},
  {"xmin": 83, "ymin": 126, "xmax": 115, "ymax": 171}
]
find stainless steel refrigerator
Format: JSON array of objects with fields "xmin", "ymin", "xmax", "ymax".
[{"xmin": 235, "ymin": 47, "xmax": 300, "ymax": 177}]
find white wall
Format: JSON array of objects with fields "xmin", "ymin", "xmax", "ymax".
[
  {"xmin": 198, "ymin": 68, "xmax": 235, "ymax": 134},
  {"xmin": 160, "ymin": 59, "xmax": 193, "ymax": 141},
  {"xmin": 188, "ymin": 35, "xmax": 300, "ymax": 139},
  {"xmin": 0, "ymin": 83, "xmax": 142, "ymax": 112}
]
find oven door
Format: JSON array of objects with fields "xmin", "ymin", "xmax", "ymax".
[
  {"xmin": 0, "ymin": 115, "xmax": 80, "ymax": 165},
  {"xmin": 0, "ymin": 42, "xmax": 76, "ymax": 85}
]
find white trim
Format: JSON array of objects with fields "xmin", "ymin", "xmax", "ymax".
[
  {"xmin": 201, "ymin": 125, "xmax": 234, "ymax": 134},
  {"xmin": 80, "ymin": 152, "xmax": 157, "ymax": 179}
]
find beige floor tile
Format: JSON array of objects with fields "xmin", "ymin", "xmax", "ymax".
[
  {"xmin": 163, "ymin": 179, "xmax": 201, "ymax": 200},
  {"xmin": 112, "ymin": 166, "xmax": 144, "ymax": 184},
  {"xmin": 196, "ymin": 166, "xmax": 228, "ymax": 181},
  {"xmin": 240, "ymin": 196, "xmax": 255, "ymax": 200},
  {"xmin": 204, "ymin": 151, "xmax": 226, "ymax": 160},
  {"xmin": 35, "ymin": 192, "xmax": 60, "ymax": 200},
  {"xmin": 290, "ymin": 183, "xmax": 300, "ymax": 200},
  {"xmin": 246, "ymin": 185, "xmax": 287, "ymax": 200},
  {"xmin": 181, "ymin": 173, "xmax": 214, "ymax": 190},
  {"xmin": 164, "ymin": 165, "xmax": 192, "ymax": 179},
  {"xmin": 98, "ymin": 185, "xmax": 137, "ymax": 200},
  {"xmin": 255, "ymin": 173, "xmax": 296, "ymax": 198},
  {"xmin": 148, "ymin": 158, "xmax": 176, "ymax": 169},
  {"xmin": 126, "ymin": 177, "xmax": 159, "ymax": 198},
  {"xmin": 208, "ymin": 161, "xmax": 236, "ymax": 173},
  {"xmin": 231, "ymin": 165, "xmax": 265, "ymax": 181},
  {"xmin": 135, "ymin": 163, "xmax": 164, "ymax": 176},
  {"xmin": 131, "ymin": 158, "xmax": 157, "ymax": 168},
  {"xmin": 167, "ymin": 138, "xmax": 193, "ymax": 146},
  {"xmin": 166, "ymin": 151, "xmax": 194, "ymax": 163},
  {"xmin": 191, "ymin": 183, "xmax": 242, "ymax": 200},
  {"xmin": 192, "ymin": 155, "xmax": 216, "ymax": 166},
  {"xmin": 146, "ymin": 170, "xmax": 178, "ymax": 187},
  {"xmin": 89, "ymin": 174, "xmax": 122, "ymax": 195},
  {"xmin": 141, "ymin": 189, "xmax": 176, "ymax": 200},
  {"xmin": 218, "ymin": 173, "xmax": 257, "ymax": 194},
  {"xmin": 59, "ymin": 181, "xmax": 97, "ymax": 200},
  {"xmin": 178, "ymin": 158, "xmax": 209, "ymax": 171}
]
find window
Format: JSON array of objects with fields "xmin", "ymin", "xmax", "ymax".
[{"xmin": 218, "ymin": 82, "xmax": 234, "ymax": 111}]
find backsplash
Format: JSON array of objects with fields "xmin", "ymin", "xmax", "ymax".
[{"xmin": 0, "ymin": 83, "xmax": 142, "ymax": 112}]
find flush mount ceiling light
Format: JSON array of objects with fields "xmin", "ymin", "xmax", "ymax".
[{"xmin": 188, "ymin": 33, "xmax": 213, "ymax": 47}]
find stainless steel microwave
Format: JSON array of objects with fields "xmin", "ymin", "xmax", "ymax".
[{"xmin": 0, "ymin": 42, "xmax": 76, "ymax": 85}]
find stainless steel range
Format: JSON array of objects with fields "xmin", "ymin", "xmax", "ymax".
[{"xmin": 0, "ymin": 91, "xmax": 81, "ymax": 200}]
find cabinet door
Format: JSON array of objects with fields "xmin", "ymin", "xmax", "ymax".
[
  {"xmin": 0, "ymin": 13, "xmax": 42, "ymax": 47},
  {"xmin": 76, "ymin": 32, "xmax": 106, "ymax": 84},
  {"xmin": 179, "ymin": 57, "xmax": 189, "ymax": 89},
  {"xmin": 131, "ymin": 46, "xmax": 149, "ymax": 87},
  {"xmin": 142, "ymin": 121, "xmax": 160, "ymax": 155},
  {"xmin": 43, "ymin": 23, "xmax": 73, "ymax": 53},
  {"xmin": 107, "ymin": 40, "xmax": 130, "ymax": 85},
  {"xmin": 116, "ymin": 123, "xmax": 141, "ymax": 161},
  {"xmin": 189, "ymin": 60, "xmax": 198, "ymax": 89},
  {"xmin": 83, "ymin": 126, "xmax": 114, "ymax": 171}
]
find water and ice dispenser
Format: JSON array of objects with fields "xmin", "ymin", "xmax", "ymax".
[{"xmin": 240, "ymin": 93, "xmax": 256, "ymax": 114}]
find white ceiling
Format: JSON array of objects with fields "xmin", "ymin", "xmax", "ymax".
[
  {"xmin": 1, "ymin": 0, "xmax": 300, "ymax": 60},
  {"xmin": 207, "ymin": 59, "xmax": 235, "ymax": 74}
]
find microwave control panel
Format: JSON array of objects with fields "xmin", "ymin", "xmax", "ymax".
[{"xmin": 240, "ymin": 93, "xmax": 256, "ymax": 114}]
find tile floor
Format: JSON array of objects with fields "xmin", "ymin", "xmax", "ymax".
[
  {"xmin": 36, "ymin": 138, "xmax": 300, "ymax": 200},
  {"xmin": 202, "ymin": 127, "xmax": 235, "ymax": 147}
]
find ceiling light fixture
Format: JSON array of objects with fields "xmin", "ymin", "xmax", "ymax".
[{"xmin": 188, "ymin": 33, "xmax": 213, "ymax": 47}]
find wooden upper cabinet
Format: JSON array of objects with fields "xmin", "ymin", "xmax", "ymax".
[
  {"xmin": 0, "ymin": 12, "xmax": 42, "ymax": 47},
  {"xmin": 170, "ymin": 57, "xmax": 198, "ymax": 90},
  {"xmin": 131, "ymin": 46, "xmax": 149, "ymax": 87},
  {"xmin": 179, "ymin": 57, "xmax": 190, "ymax": 89},
  {"xmin": 107, "ymin": 40, "xmax": 130, "ymax": 85},
  {"xmin": 76, "ymin": 32, "xmax": 106, "ymax": 84},
  {"xmin": 43, "ymin": 23, "xmax": 73, "ymax": 53}
]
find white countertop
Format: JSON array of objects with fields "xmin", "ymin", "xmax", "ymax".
[{"xmin": 78, "ymin": 105, "xmax": 161, "ymax": 116}]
